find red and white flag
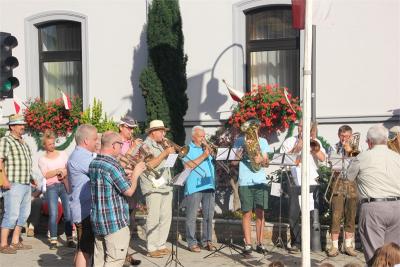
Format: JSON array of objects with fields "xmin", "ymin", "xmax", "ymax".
[
  {"xmin": 13, "ymin": 97, "xmax": 24, "ymax": 114},
  {"xmin": 60, "ymin": 89, "xmax": 72, "ymax": 110},
  {"xmin": 222, "ymin": 79, "xmax": 244, "ymax": 103},
  {"xmin": 291, "ymin": 0, "xmax": 332, "ymax": 29}
]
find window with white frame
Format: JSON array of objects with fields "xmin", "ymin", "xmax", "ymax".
[
  {"xmin": 245, "ymin": 6, "xmax": 300, "ymax": 96},
  {"xmin": 37, "ymin": 20, "xmax": 82, "ymax": 101}
]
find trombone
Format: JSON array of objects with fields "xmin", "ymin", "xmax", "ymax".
[{"xmin": 201, "ymin": 139, "xmax": 231, "ymax": 174}]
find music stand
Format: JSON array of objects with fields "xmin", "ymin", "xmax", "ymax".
[
  {"xmin": 203, "ymin": 147, "xmax": 245, "ymax": 259},
  {"xmin": 269, "ymin": 153, "xmax": 297, "ymax": 250},
  {"xmin": 164, "ymin": 170, "xmax": 191, "ymax": 267}
]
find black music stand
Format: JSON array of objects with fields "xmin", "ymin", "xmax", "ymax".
[
  {"xmin": 203, "ymin": 147, "xmax": 245, "ymax": 259},
  {"xmin": 268, "ymin": 153, "xmax": 297, "ymax": 251},
  {"xmin": 164, "ymin": 170, "xmax": 191, "ymax": 267}
]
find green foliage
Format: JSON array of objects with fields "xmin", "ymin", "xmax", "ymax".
[
  {"xmin": 81, "ymin": 98, "xmax": 118, "ymax": 133},
  {"xmin": 0, "ymin": 128, "xmax": 7, "ymax": 138},
  {"xmin": 144, "ymin": 0, "xmax": 188, "ymax": 145},
  {"xmin": 139, "ymin": 66, "xmax": 171, "ymax": 130}
]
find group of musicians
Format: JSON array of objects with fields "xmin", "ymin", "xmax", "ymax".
[{"xmin": 118, "ymin": 115, "xmax": 400, "ymax": 263}]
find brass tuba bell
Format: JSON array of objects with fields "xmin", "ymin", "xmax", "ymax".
[{"xmin": 240, "ymin": 119, "xmax": 265, "ymax": 172}]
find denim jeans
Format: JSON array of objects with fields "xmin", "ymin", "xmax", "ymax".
[
  {"xmin": 46, "ymin": 182, "xmax": 72, "ymax": 239},
  {"xmin": 185, "ymin": 190, "xmax": 215, "ymax": 248},
  {"xmin": 1, "ymin": 183, "xmax": 31, "ymax": 229}
]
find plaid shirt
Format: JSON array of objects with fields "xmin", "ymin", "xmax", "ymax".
[
  {"xmin": 89, "ymin": 154, "xmax": 130, "ymax": 236},
  {"xmin": 0, "ymin": 134, "xmax": 32, "ymax": 184}
]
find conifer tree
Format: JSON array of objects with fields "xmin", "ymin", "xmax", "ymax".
[{"xmin": 140, "ymin": 0, "xmax": 188, "ymax": 145}]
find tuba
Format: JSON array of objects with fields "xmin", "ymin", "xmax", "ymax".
[
  {"xmin": 388, "ymin": 135, "xmax": 400, "ymax": 154},
  {"xmin": 240, "ymin": 119, "xmax": 267, "ymax": 172}
]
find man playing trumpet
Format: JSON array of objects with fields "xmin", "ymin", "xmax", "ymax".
[
  {"xmin": 140, "ymin": 120, "xmax": 175, "ymax": 258},
  {"xmin": 280, "ymin": 120, "xmax": 326, "ymax": 253},
  {"xmin": 183, "ymin": 126, "xmax": 216, "ymax": 252},
  {"xmin": 327, "ymin": 125, "xmax": 358, "ymax": 257}
]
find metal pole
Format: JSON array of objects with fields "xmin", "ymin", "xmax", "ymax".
[{"xmin": 301, "ymin": 0, "xmax": 313, "ymax": 265}]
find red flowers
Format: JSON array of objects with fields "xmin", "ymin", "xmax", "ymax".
[
  {"xmin": 24, "ymin": 97, "xmax": 82, "ymax": 137},
  {"xmin": 228, "ymin": 84, "xmax": 301, "ymax": 133}
]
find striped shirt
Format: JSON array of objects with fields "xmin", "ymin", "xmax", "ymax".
[
  {"xmin": 0, "ymin": 134, "xmax": 32, "ymax": 184},
  {"xmin": 89, "ymin": 154, "xmax": 130, "ymax": 236}
]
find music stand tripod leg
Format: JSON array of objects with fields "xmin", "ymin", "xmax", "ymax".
[
  {"xmin": 164, "ymin": 186, "xmax": 184, "ymax": 267},
  {"xmin": 271, "ymin": 166, "xmax": 288, "ymax": 252}
]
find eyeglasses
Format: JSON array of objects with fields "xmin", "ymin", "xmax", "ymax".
[{"xmin": 112, "ymin": 141, "xmax": 124, "ymax": 147}]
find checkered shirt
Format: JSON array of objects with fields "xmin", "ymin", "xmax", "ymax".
[
  {"xmin": 0, "ymin": 135, "xmax": 33, "ymax": 184},
  {"xmin": 89, "ymin": 154, "xmax": 130, "ymax": 236}
]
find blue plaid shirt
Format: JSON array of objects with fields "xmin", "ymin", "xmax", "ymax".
[{"xmin": 89, "ymin": 154, "xmax": 130, "ymax": 236}]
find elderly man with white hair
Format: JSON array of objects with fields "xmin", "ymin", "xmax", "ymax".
[{"xmin": 346, "ymin": 125, "xmax": 400, "ymax": 265}]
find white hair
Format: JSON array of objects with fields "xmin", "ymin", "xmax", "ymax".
[
  {"xmin": 75, "ymin": 124, "xmax": 97, "ymax": 145},
  {"xmin": 192, "ymin": 125, "xmax": 205, "ymax": 136},
  {"xmin": 367, "ymin": 125, "xmax": 388, "ymax": 145}
]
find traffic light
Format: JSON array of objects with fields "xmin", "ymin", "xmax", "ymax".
[{"xmin": 0, "ymin": 32, "xmax": 19, "ymax": 98}]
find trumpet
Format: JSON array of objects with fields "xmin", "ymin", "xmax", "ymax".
[
  {"xmin": 201, "ymin": 139, "xmax": 230, "ymax": 174},
  {"xmin": 118, "ymin": 151, "xmax": 162, "ymax": 180},
  {"xmin": 161, "ymin": 138, "xmax": 189, "ymax": 158}
]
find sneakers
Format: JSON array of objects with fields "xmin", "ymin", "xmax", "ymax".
[
  {"xmin": 287, "ymin": 245, "xmax": 300, "ymax": 254},
  {"xmin": 256, "ymin": 244, "xmax": 267, "ymax": 254},
  {"xmin": 327, "ymin": 246, "xmax": 339, "ymax": 257},
  {"xmin": 49, "ymin": 241, "xmax": 58, "ymax": 250},
  {"xmin": 242, "ymin": 244, "xmax": 252, "ymax": 255},
  {"xmin": 344, "ymin": 246, "xmax": 357, "ymax": 256},
  {"xmin": 0, "ymin": 245, "xmax": 17, "ymax": 254},
  {"xmin": 66, "ymin": 237, "xmax": 76, "ymax": 248}
]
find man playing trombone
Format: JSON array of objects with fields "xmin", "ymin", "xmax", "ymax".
[{"xmin": 183, "ymin": 126, "xmax": 216, "ymax": 252}]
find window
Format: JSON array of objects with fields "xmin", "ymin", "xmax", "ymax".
[
  {"xmin": 37, "ymin": 21, "xmax": 82, "ymax": 101},
  {"xmin": 246, "ymin": 6, "xmax": 300, "ymax": 96}
]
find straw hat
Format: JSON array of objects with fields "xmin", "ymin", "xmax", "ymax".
[
  {"xmin": 145, "ymin": 120, "xmax": 169, "ymax": 133},
  {"xmin": 8, "ymin": 114, "xmax": 26, "ymax": 125}
]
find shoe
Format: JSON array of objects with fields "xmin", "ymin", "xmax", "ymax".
[
  {"xmin": 327, "ymin": 246, "xmax": 339, "ymax": 257},
  {"xmin": 203, "ymin": 242, "xmax": 216, "ymax": 251},
  {"xmin": 67, "ymin": 240, "xmax": 76, "ymax": 248},
  {"xmin": 287, "ymin": 245, "xmax": 300, "ymax": 254},
  {"xmin": 147, "ymin": 250, "xmax": 163, "ymax": 258},
  {"xmin": 0, "ymin": 245, "xmax": 17, "ymax": 254},
  {"xmin": 10, "ymin": 242, "xmax": 32, "ymax": 250},
  {"xmin": 242, "ymin": 244, "xmax": 252, "ymax": 255},
  {"xmin": 157, "ymin": 248, "xmax": 171, "ymax": 255},
  {"xmin": 26, "ymin": 229, "xmax": 34, "ymax": 237},
  {"xmin": 124, "ymin": 254, "xmax": 141, "ymax": 266},
  {"xmin": 344, "ymin": 246, "xmax": 357, "ymax": 256},
  {"xmin": 49, "ymin": 241, "xmax": 58, "ymax": 250},
  {"xmin": 189, "ymin": 245, "xmax": 201, "ymax": 253},
  {"xmin": 256, "ymin": 244, "xmax": 267, "ymax": 254}
]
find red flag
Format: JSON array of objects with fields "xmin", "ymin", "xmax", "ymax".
[
  {"xmin": 222, "ymin": 79, "xmax": 244, "ymax": 103},
  {"xmin": 60, "ymin": 90, "xmax": 72, "ymax": 110},
  {"xmin": 13, "ymin": 99, "xmax": 21, "ymax": 114},
  {"xmin": 292, "ymin": 0, "xmax": 305, "ymax": 29}
]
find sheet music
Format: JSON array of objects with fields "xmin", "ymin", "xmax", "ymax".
[
  {"xmin": 164, "ymin": 153, "xmax": 178, "ymax": 168},
  {"xmin": 290, "ymin": 165, "xmax": 319, "ymax": 186},
  {"xmin": 298, "ymin": 193, "xmax": 315, "ymax": 211},
  {"xmin": 216, "ymin": 148, "xmax": 229, "ymax": 161},
  {"xmin": 173, "ymin": 168, "xmax": 191, "ymax": 186},
  {"xmin": 270, "ymin": 182, "xmax": 281, "ymax": 197},
  {"xmin": 228, "ymin": 148, "xmax": 242, "ymax": 160},
  {"xmin": 329, "ymin": 156, "xmax": 353, "ymax": 171},
  {"xmin": 270, "ymin": 153, "xmax": 298, "ymax": 166}
]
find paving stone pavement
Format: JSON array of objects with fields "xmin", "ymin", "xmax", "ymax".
[{"xmin": 0, "ymin": 234, "xmax": 366, "ymax": 267}]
